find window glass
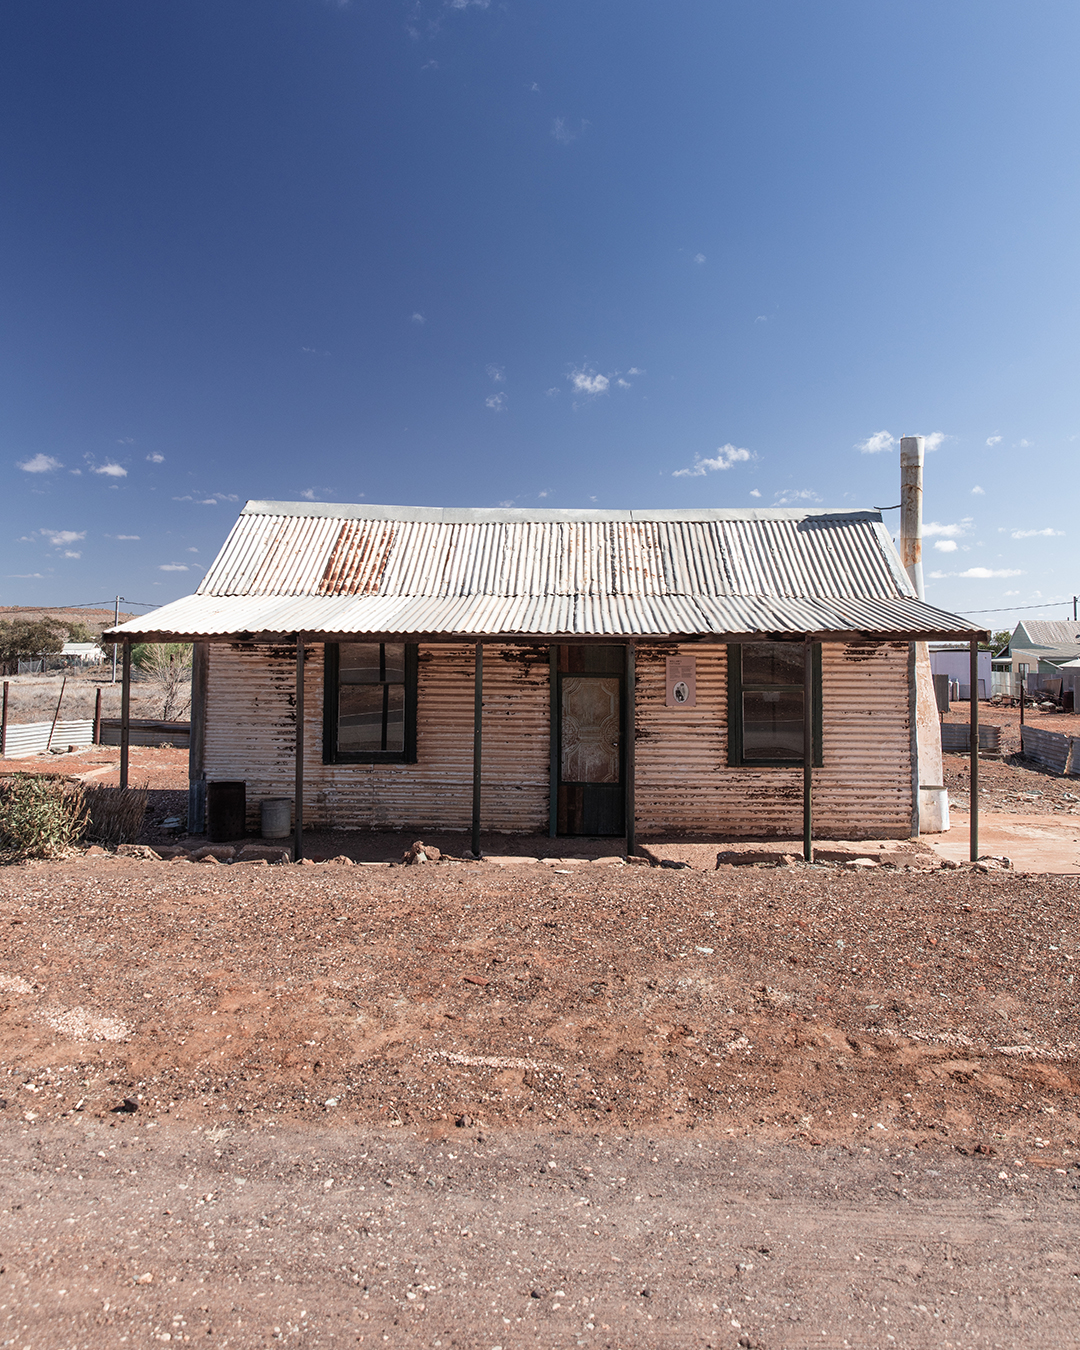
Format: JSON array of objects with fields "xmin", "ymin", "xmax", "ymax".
[
  {"xmin": 742, "ymin": 642, "xmax": 804, "ymax": 686},
  {"xmin": 742, "ymin": 690, "xmax": 804, "ymax": 759},
  {"xmin": 333, "ymin": 643, "xmax": 409, "ymax": 756}
]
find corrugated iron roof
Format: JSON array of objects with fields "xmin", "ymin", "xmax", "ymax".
[{"xmin": 107, "ymin": 500, "xmax": 987, "ymax": 641}]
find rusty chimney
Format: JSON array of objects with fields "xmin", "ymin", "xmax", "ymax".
[{"xmin": 899, "ymin": 435, "xmax": 925, "ymax": 600}]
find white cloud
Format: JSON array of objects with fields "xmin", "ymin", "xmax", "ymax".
[
  {"xmin": 486, "ymin": 365, "xmax": 505, "ymax": 383},
  {"xmin": 300, "ymin": 488, "xmax": 318, "ymax": 500},
  {"xmin": 39, "ymin": 529, "xmax": 86, "ymax": 547},
  {"xmin": 146, "ymin": 452, "xmax": 165, "ymax": 464},
  {"xmin": 693, "ymin": 253, "xmax": 706, "ymax": 264},
  {"xmin": 569, "ymin": 369, "xmax": 609, "ymax": 396},
  {"xmin": 545, "ymin": 387, "xmax": 560, "ymax": 398},
  {"xmin": 62, "ymin": 550, "xmax": 81, "ymax": 559},
  {"xmin": 673, "ymin": 444, "xmax": 753, "ymax": 477},
  {"xmin": 986, "ymin": 435, "xmax": 1002, "ymax": 447},
  {"xmin": 17, "ymin": 453, "xmax": 62, "ymax": 473},
  {"xmin": 552, "ymin": 117, "xmax": 586, "ymax": 145},
  {"xmin": 158, "ymin": 563, "xmax": 189, "ymax": 572},
  {"xmin": 7, "ymin": 572, "xmax": 44, "ymax": 579},
  {"xmin": 485, "ymin": 393, "xmax": 506, "ymax": 411},
  {"xmin": 538, "ymin": 490, "xmax": 551, "ymax": 498},
  {"xmin": 1010, "ymin": 527, "xmax": 1065, "ymax": 539},
  {"xmin": 923, "ymin": 519, "xmax": 971, "ymax": 539},
  {"xmin": 411, "ymin": 313, "xmax": 426, "ymax": 325},
  {"xmin": 112, "ymin": 534, "xmax": 140, "ymax": 540},
  {"xmin": 971, "ymin": 485, "xmax": 985, "ymax": 495},
  {"xmin": 616, "ymin": 378, "xmax": 631, "ymax": 388},
  {"xmin": 933, "ymin": 539, "xmax": 958, "ymax": 553},
  {"xmin": 755, "ymin": 315, "xmax": 767, "ymax": 323},
  {"xmin": 957, "ymin": 567, "xmax": 1024, "ymax": 579},
  {"xmin": 627, "ymin": 368, "xmax": 643, "ymax": 376},
  {"xmin": 856, "ymin": 430, "xmax": 895, "ymax": 454},
  {"xmin": 749, "ymin": 489, "xmax": 761, "ymax": 498},
  {"xmin": 116, "ymin": 437, "xmax": 135, "ymax": 445},
  {"xmin": 174, "ymin": 492, "xmax": 238, "ymax": 505},
  {"xmin": 1019, "ymin": 438, "xmax": 1033, "ymax": 447},
  {"xmin": 923, "ymin": 431, "xmax": 945, "ymax": 452},
  {"xmin": 187, "ymin": 547, "xmax": 199, "ymax": 552},
  {"xmin": 497, "ymin": 499, "xmax": 515, "ymax": 508},
  {"xmin": 773, "ymin": 488, "xmax": 822, "ymax": 506},
  {"xmin": 91, "ymin": 461, "xmax": 127, "ymax": 477},
  {"xmin": 448, "ymin": 0, "xmax": 489, "ymax": 8}
]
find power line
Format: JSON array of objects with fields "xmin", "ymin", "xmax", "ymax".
[{"xmin": 959, "ymin": 600, "xmax": 1076, "ymax": 615}]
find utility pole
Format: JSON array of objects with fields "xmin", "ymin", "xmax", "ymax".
[
  {"xmin": 1074, "ymin": 595, "xmax": 1078, "ymax": 621},
  {"xmin": 111, "ymin": 596, "xmax": 121, "ymax": 683}
]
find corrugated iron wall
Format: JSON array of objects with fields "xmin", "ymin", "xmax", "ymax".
[
  {"xmin": 204, "ymin": 638, "xmax": 912, "ymax": 838},
  {"xmin": 634, "ymin": 641, "xmax": 912, "ymax": 838},
  {"xmin": 204, "ymin": 641, "xmax": 550, "ymax": 832}
]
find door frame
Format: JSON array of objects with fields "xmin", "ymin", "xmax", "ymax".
[{"xmin": 548, "ymin": 644, "xmax": 628, "ymax": 837}]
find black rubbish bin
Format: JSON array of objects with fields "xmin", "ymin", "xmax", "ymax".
[{"xmin": 207, "ymin": 780, "xmax": 246, "ymax": 843}]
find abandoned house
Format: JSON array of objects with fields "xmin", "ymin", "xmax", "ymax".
[{"xmin": 106, "ymin": 499, "xmax": 987, "ymax": 857}]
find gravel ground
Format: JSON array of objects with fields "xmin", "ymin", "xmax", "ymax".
[{"xmin": 3, "ymin": 856, "xmax": 1080, "ymax": 1347}]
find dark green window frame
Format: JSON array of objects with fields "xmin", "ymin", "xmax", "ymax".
[
  {"xmin": 727, "ymin": 642, "xmax": 822, "ymax": 767},
  {"xmin": 323, "ymin": 642, "xmax": 418, "ymax": 764}
]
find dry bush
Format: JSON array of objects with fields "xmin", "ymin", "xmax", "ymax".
[
  {"xmin": 0, "ymin": 775, "xmax": 88, "ymax": 860},
  {"xmin": 84, "ymin": 785, "xmax": 149, "ymax": 845}
]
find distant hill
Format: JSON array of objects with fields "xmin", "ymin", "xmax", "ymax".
[{"xmin": 0, "ymin": 606, "xmax": 135, "ymax": 636}]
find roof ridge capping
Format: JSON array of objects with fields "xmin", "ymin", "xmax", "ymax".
[{"xmin": 241, "ymin": 500, "xmax": 883, "ymax": 524}]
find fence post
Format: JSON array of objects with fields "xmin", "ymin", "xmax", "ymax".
[
  {"xmin": 93, "ymin": 687, "xmax": 102, "ymax": 745},
  {"xmin": 1, "ymin": 681, "xmax": 7, "ymax": 758}
]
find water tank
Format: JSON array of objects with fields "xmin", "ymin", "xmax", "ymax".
[{"xmin": 207, "ymin": 780, "xmax": 246, "ymax": 842}]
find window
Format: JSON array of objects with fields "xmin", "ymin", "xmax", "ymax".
[
  {"xmin": 323, "ymin": 642, "xmax": 418, "ymax": 764},
  {"xmin": 727, "ymin": 642, "xmax": 821, "ymax": 766}
]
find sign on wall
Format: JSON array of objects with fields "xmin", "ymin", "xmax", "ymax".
[{"xmin": 665, "ymin": 655, "xmax": 696, "ymax": 708}]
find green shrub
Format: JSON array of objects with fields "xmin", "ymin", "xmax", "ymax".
[{"xmin": 0, "ymin": 775, "xmax": 87, "ymax": 860}]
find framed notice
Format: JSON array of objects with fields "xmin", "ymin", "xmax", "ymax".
[{"xmin": 665, "ymin": 655, "xmax": 696, "ymax": 708}]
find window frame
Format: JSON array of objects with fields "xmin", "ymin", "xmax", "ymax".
[
  {"xmin": 727, "ymin": 641, "xmax": 822, "ymax": 767},
  {"xmin": 323, "ymin": 641, "xmax": 419, "ymax": 765}
]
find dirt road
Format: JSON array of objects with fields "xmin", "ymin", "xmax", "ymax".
[{"xmin": 3, "ymin": 1119, "xmax": 1079, "ymax": 1350}]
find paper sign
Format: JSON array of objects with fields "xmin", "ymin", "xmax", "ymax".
[{"xmin": 665, "ymin": 655, "xmax": 696, "ymax": 708}]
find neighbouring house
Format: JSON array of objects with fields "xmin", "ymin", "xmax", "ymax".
[
  {"xmin": 59, "ymin": 642, "xmax": 106, "ymax": 665},
  {"xmin": 105, "ymin": 501, "xmax": 985, "ymax": 854},
  {"xmin": 929, "ymin": 646, "xmax": 991, "ymax": 701},
  {"xmin": 1006, "ymin": 619, "xmax": 1080, "ymax": 691}
]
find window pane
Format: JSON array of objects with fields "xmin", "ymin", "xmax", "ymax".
[
  {"xmin": 383, "ymin": 682, "xmax": 405, "ymax": 752},
  {"xmin": 742, "ymin": 690, "xmax": 804, "ymax": 759},
  {"xmin": 338, "ymin": 685, "xmax": 387, "ymax": 752},
  {"xmin": 742, "ymin": 642, "xmax": 804, "ymax": 687},
  {"xmin": 339, "ymin": 643, "xmax": 383, "ymax": 684},
  {"xmin": 382, "ymin": 643, "xmax": 406, "ymax": 684}
]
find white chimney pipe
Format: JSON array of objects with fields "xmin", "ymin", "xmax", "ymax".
[{"xmin": 899, "ymin": 435, "xmax": 925, "ymax": 601}]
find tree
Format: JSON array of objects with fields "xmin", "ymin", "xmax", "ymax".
[
  {"xmin": 133, "ymin": 643, "xmax": 193, "ymax": 720},
  {"xmin": 0, "ymin": 619, "xmax": 65, "ymax": 671},
  {"xmin": 65, "ymin": 620, "xmax": 97, "ymax": 643},
  {"xmin": 980, "ymin": 629, "xmax": 1013, "ymax": 653}
]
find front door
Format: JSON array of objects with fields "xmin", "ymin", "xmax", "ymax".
[{"xmin": 556, "ymin": 645, "xmax": 625, "ymax": 835}]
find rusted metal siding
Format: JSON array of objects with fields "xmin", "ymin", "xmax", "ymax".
[
  {"xmin": 634, "ymin": 641, "xmax": 913, "ymax": 838},
  {"xmin": 204, "ymin": 640, "xmax": 550, "ymax": 833}
]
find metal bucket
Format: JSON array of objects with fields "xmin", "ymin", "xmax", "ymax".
[
  {"xmin": 207, "ymin": 780, "xmax": 246, "ymax": 842},
  {"xmin": 260, "ymin": 797, "xmax": 292, "ymax": 839}
]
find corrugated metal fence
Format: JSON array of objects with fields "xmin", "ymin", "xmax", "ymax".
[
  {"xmin": 1021, "ymin": 725, "xmax": 1080, "ymax": 776},
  {"xmin": 1, "ymin": 719, "xmax": 95, "ymax": 759}
]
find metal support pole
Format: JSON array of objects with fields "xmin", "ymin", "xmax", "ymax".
[
  {"xmin": 549, "ymin": 646, "xmax": 559, "ymax": 838},
  {"xmin": 188, "ymin": 642, "xmax": 209, "ymax": 835},
  {"xmin": 294, "ymin": 635, "xmax": 305, "ymax": 863},
  {"xmin": 46, "ymin": 675, "xmax": 67, "ymax": 753},
  {"xmin": 119, "ymin": 643, "xmax": 131, "ymax": 790},
  {"xmin": 1, "ymin": 681, "xmax": 8, "ymax": 758},
  {"xmin": 625, "ymin": 642, "xmax": 636, "ymax": 857},
  {"xmin": 969, "ymin": 639, "xmax": 979, "ymax": 862},
  {"xmin": 93, "ymin": 687, "xmax": 102, "ymax": 746},
  {"xmin": 471, "ymin": 642, "xmax": 483, "ymax": 859},
  {"xmin": 803, "ymin": 636, "xmax": 813, "ymax": 862}
]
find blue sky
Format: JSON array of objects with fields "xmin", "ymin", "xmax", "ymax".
[{"xmin": 1, "ymin": 0, "xmax": 1076, "ymax": 630}]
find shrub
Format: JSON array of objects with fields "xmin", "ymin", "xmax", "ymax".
[
  {"xmin": 0, "ymin": 775, "xmax": 87, "ymax": 860},
  {"xmin": 84, "ymin": 785, "xmax": 149, "ymax": 845}
]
